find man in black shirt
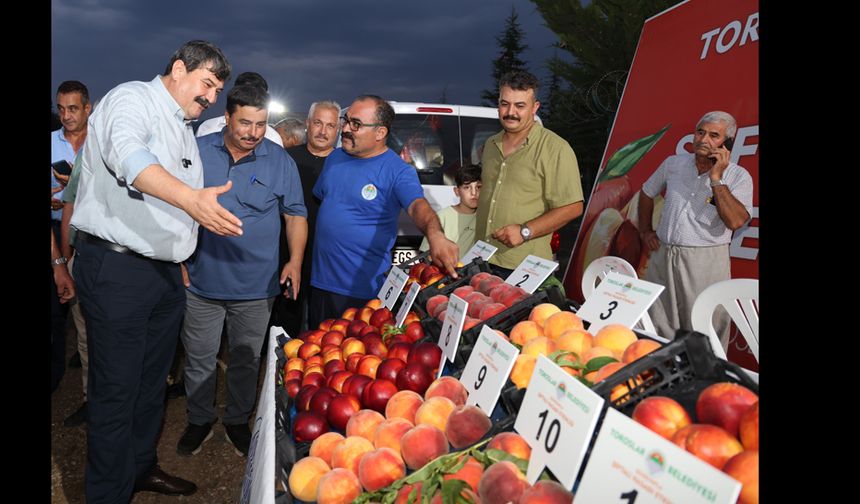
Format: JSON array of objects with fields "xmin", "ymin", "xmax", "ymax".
[{"xmin": 273, "ymin": 100, "xmax": 341, "ymax": 336}]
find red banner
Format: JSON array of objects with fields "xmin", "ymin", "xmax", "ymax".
[{"xmin": 562, "ymin": 0, "xmax": 759, "ymax": 368}]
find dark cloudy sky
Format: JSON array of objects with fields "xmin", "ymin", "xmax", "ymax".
[{"xmin": 51, "ymin": 0, "xmax": 565, "ymax": 120}]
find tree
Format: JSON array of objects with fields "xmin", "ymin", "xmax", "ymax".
[
  {"xmin": 481, "ymin": 6, "xmax": 529, "ymax": 107},
  {"xmin": 530, "ymin": 0, "xmax": 678, "ymax": 198}
]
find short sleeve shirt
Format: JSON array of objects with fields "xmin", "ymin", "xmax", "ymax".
[
  {"xmin": 311, "ymin": 148, "xmax": 424, "ymax": 299},
  {"xmin": 476, "ymin": 123, "xmax": 584, "ymax": 269},
  {"xmin": 642, "ymin": 153, "xmax": 753, "ymax": 246}
]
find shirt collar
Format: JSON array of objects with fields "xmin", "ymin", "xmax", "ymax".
[
  {"xmin": 54, "ymin": 128, "xmax": 70, "ymax": 145},
  {"xmin": 491, "ymin": 121, "xmax": 543, "ymax": 148},
  {"xmin": 149, "ymin": 75, "xmax": 191, "ymax": 124}
]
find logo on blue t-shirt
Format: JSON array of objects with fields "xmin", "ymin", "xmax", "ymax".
[{"xmin": 361, "ymin": 184, "xmax": 378, "ymax": 200}]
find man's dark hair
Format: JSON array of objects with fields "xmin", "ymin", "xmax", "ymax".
[
  {"xmin": 455, "ymin": 164, "xmax": 482, "ymax": 186},
  {"xmin": 226, "ymin": 84, "xmax": 270, "ymax": 114},
  {"xmin": 57, "ymin": 80, "xmax": 90, "ymax": 104},
  {"xmin": 356, "ymin": 94, "xmax": 394, "ymax": 136},
  {"xmin": 499, "ymin": 70, "xmax": 540, "ymax": 94},
  {"xmin": 235, "ymin": 71, "xmax": 268, "ymax": 91},
  {"xmin": 163, "ymin": 40, "xmax": 231, "ymax": 82}
]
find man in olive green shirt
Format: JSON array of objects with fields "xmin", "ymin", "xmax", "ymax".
[{"xmin": 475, "ymin": 70, "xmax": 584, "ymax": 275}]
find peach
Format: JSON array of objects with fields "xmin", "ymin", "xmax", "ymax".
[
  {"xmin": 345, "ymin": 353, "xmax": 363, "ymax": 373},
  {"xmin": 330, "ymin": 318, "xmax": 351, "ymax": 334},
  {"xmin": 695, "ymin": 382, "xmax": 759, "ymax": 438},
  {"xmin": 305, "ymin": 354, "xmax": 324, "ymax": 368},
  {"xmin": 322, "ymin": 330, "xmax": 346, "ymax": 348},
  {"xmin": 528, "ymin": 303, "xmax": 562, "ymax": 328},
  {"xmin": 477, "ymin": 275, "xmax": 504, "ymax": 295},
  {"xmin": 327, "ymin": 370, "xmax": 353, "ymax": 393},
  {"xmin": 340, "ymin": 337, "xmax": 366, "ymax": 358},
  {"xmin": 327, "ymin": 393, "xmax": 362, "ymax": 431},
  {"xmin": 479, "ymin": 302, "xmax": 508, "ymax": 321},
  {"xmin": 477, "ymin": 460, "xmax": 529, "ymax": 504},
  {"xmin": 316, "ymin": 467, "xmax": 362, "ymax": 504},
  {"xmin": 542, "ymin": 311, "xmax": 585, "ymax": 340},
  {"xmin": 722, "ymin": 450, "xmax": 758, "ymax": 504},
  {"xmin": 592, "ymin": 361, "xmax": 626, "ymax": 383},
  {"xmin": 556, "ymin": 328, "xmax": 593, "ymax": 357},
  {"xmin": 442, "ymin": 455, "xmax": 484, "ymax": 493},
  {"xmin": 467, "ymin": 297, "xmax": 490, "ymax": 319},
  {"xmin": 739, "ymin": 402, "xmax": 759, "ymax": 450},
  {"xmin": 362, "ymin": 335, "xmax": 389, "ymax": 358},
  {"xmin": 518, "ymin": 479, "xmax": 574, "ymax": 503},
  {"xmin": 385, "ymin": 390, "xmax": 424, "ymax": 423},
  {"xmin": 346, "ymin": 409, "xmax": 386, "ymax": 441},
  {"xmin": 446, "ymin": 404, "xmax": 492, "ymax": 449},
  {"xmin": 310, "ymin": 432, "xmax": 346, "ymax": 466},
  {"xmin": 424, "ymin": 376, "xmax": 469, "ymax": 406},
  {"xmin": 521, "ymin": 336, "xmax": 557, "ymax": 358},
  {"xmin": 414, "ymin": 396, "xmax": 456, "ymax": 432},
  {"xmin": 593, "ymin": 324, "xmax": 638, "ymax": 358},
  {"xmin": 509, "ymin": 320, "xmax": 544, "ymax": 346},
  {"xmin": 453, "ymin": 285, "xmax": 475, "ymax": 299},
  {"xmin": 330, "ymin": 435, "xmax": 375, "ymax": 476},
  {"xmin": 319, "ymin": 318, "xmax": 336, "ymax": 331},
  {"xmin": 358, "ymin": 447, "xmax": 406, "ymax": 492},
  {"xmin": 672, "ymin": 424, "xmax": 743, "ymax": 469},
  {"xmin": 400, "ymin": 423, "xmax": 449, "ymax": 470},
  {"xmin": 288, "ymin": 456, "xmax": 330, "ymax": 502},
  {"xmin": 365, "ymin": 298, "xmax": 383, "ymax": 310},
  {"xmin": 425, "ymin": 294, "xmax": 448, "ymax": 318},
  {"xmin": 304, "ymin": 329, "xmax": 326, "ymax": 345},
  {"xmin": 322, "ymin": 349, "xmax": 344, "ymax": 366},
  {"xmin": 285, "ymin": 357, "xmax": 305, "ymax": 373},
  {"xmin": 341, "ymin": 307, "xmax": 359, "ymax": 321},
  {"xmin": 324, "ymin": 359, "xmax": 346, "ymax": 377},
  {"xmin": 621, "ymin": 338, "xmax": 661, "ymax": 364},
  {"xmin": 510, "ymin": 354, "xmax": 537, "ymax": 390},
  {"xmin": 469, "ymin": 272, "xmax": 492, "ymax": 289},
  {"xmin": 357, "ymin": 306, "xmax": 374, "ymax": 324},
  {"xmin": 580, "ymin": 346, "xmax": 616, "ymax": 365},
  {"xmin": 395, "ymin": 482, "xmax": 425, "ymax": 504},
  {"xmin": 632, "ymin": 396, "xmax": 692, "ymax": 440},
  {"xmin": 487, "ymin": 431, "xmax": 531, "ymax": 461},
  {"xmin": 283, "ymin": 338, "xmax": 304, "ymax": 358},
  {"xmin": 373, "ymin": 417, "xmax": 414, "ymax": 453},
  {"xmin": 357, "ymin": 354, "xmax": 383, "ymax": 379}
]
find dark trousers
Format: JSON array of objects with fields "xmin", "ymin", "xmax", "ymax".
[
  {"xmin": 74, "ymin": 238, "xmax": 186, "ymax": 504},
  {"xmin": 307, "ymin": 286, "xmax": 366, "ymax": 330}
]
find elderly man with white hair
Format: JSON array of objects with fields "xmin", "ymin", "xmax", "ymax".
[{"xmin": 637, "ymin": 111, "xmax": 753, "ymax": 347}]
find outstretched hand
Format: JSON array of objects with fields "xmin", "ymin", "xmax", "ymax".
[{"xmin": 186, "ymin": 180, "xmax": 243, "ymax": 236}]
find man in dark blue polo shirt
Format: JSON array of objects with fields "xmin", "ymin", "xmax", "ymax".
[
  {"xmin": 309, "ymin": 95, "xmax": 459, "ymax": 327},
  {"xmin": 177, "ymin": 84, "xmax": 307, "ymax": 458}
]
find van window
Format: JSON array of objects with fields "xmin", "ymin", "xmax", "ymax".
[{"xmin": 388, "ymin": 114, "xmax": 499, "ymax": 186}]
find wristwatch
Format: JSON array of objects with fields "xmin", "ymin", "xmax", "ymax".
[
  {"xmin": 710, "ymin": 179, "xmax": 726, "ymax": 187},
  {"xmin": 520, "ymin": 224, "xmax": 532, "ymax": 242},
  {"xmin": 52, "ymin": 257, "xmax": 68, "ymax": 266}
]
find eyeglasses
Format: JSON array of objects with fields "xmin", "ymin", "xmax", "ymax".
[{"xmin": 340, "ymin": 114, "xmax": 384, "ymax": 131}]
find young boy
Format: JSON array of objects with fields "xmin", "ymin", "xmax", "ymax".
[{"xmin": 420, "ymin": 164, "xmax": 482, "ymax": 254}]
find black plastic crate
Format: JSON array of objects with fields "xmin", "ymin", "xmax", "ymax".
[{"xmin": 589, "ymin": 329, "xmax": 758, "ymax": 418}]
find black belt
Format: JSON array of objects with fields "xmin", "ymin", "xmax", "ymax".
[{"xmin": 78, "ymin": 231, "xmax": 158, "ymax": 262}]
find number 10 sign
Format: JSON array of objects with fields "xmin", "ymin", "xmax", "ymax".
[{"xmin": 513, "ymin": 355, "xmax": 605, "ymax": 488}]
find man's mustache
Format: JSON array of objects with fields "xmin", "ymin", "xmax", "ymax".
[
  {"xmin": 503, "ymin": 115, "xmax": 519, "ymax": 121},
  {"xmin": 194, "ymin": 96, "xmax": 210, "ymax": 108}
]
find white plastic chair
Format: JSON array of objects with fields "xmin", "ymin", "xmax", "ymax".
[
  {"xmin": 580, "ymin": 256, "xmax": 658, "ymax": 335},
  {"xmin": 691, "ymin": 278, "xmax": 759, "ymax": 363}
]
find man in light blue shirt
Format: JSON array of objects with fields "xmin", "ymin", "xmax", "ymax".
[{"xmin": 70, "ymin": 40, "xmax": 242, "ymax": 503}]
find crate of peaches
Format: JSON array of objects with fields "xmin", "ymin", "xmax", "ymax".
[
  {"xmin": 392, "ymin": 253, "xmax": 492, "ymax": 313},
  {"xmin": 285, "ymin": 357, "xmax": 575, "ymax": 504},
  {"xmin": 586, "ymin": 330, "xmax": 759, "ymax": 503}
]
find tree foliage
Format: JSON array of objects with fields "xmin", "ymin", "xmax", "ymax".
[
  {"xmin": 531, "ymin": 0, "xmax": 678, "ymax": 197},
  {"xmin": 481, "ymin": 6, "xmax": 530, "ymax": 107}
]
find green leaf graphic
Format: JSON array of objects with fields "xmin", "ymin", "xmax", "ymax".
[{"xmin": 597, "ymin": 124, "xmax": 671, "ymax": 183}]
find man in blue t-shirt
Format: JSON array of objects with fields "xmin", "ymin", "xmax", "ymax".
[
  {"xmin": 309, "ymin": 95, "xmax": 459, "ymax": 327},
  {"xmin": 177, "ymin": 84, "xmax": 307, "ymax": 458}
]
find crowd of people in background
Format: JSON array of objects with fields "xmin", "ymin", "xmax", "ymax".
[{"xmin": 50, "ymin": 38, "xmax": 750, "ymax": 503}]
